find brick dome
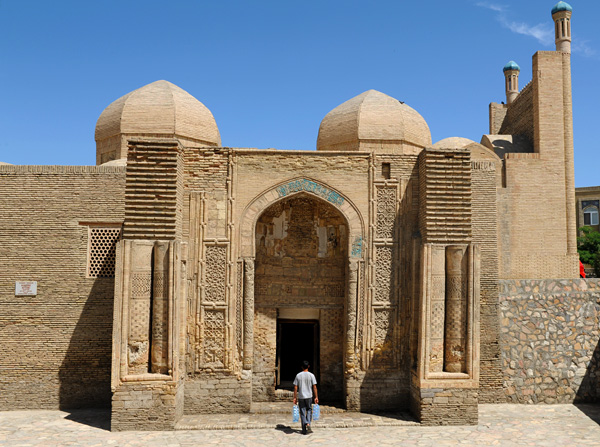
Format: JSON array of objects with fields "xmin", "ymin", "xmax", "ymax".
[
  {"xmin": 95, "ymin": 80, "xmax": 221, "ymax": 164},
  {"xmin": 433, "ymin": 137, "xmax": 476, "ymax": 149},
  {"xmin": 316, "ymin": 90, "xmax": 431, "ymax": 152}
]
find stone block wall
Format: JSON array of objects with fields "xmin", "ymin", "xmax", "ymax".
[
  {"xmin": 500, "ymin": 279, "xmax": 600, "ymax": 403},
  {"xmin": 0, "ymin": 165, "xmax": 125, "ymax": 410},
  {"xmin": 184, "ymin": 374, "xmax": 251, "ymax": 414},
  {"xmin": 410, "ymin": 385, "xmax": 478, "ymax": 425},
  {"xmin": 112, "ymin": 381, "xmax": 183, "ymax": 431}
]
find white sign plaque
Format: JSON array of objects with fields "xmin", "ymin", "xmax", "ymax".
[{"xmin": 15, "ymin": 281, "xmax": 37, "ymax": 296}]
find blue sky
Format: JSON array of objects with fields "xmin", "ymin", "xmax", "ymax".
[{"xmin": 1, "ymin": 0, "xmax": 598, "ymax": 186}]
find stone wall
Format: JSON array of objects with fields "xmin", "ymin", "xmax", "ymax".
[
  {"xmin": 184, "ymin": 374, "xmax": 251, "ymax": 414},
  {"xmin": 500, "ymin": 279, "xmax": 600, "ymax": 403},
  {"xmin": 0, "ymin": 165, "xmax": 125, "ymax": 410},
  {"xmin": 112, "ymin": 381, "xmax": 183, "ymax": 431}
]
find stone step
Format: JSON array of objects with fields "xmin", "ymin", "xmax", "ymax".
[
  {"xmin": 175, "ymin": 411, "xmax": 418, "ymax": 431},
  {"xmin": 250, "ymin": 402, "xmax": 346, "ymax": 414}
]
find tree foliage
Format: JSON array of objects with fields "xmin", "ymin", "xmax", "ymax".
[{"xmin": 577, "ymin": 227, "xmax": 600, "ymax": 276}]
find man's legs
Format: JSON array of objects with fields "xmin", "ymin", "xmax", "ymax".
[{"xmin": 298, "ymin": 398, "xmax": 312, "ymax": 434}]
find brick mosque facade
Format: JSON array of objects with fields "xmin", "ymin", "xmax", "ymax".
[{"xmin": 0, "ymin": 2, "xmax": 598, "ymax": 430}]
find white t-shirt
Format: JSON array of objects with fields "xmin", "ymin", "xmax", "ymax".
[{"xmin": 293, "ymin": 371, "xmax": 317, "ymax": 399}]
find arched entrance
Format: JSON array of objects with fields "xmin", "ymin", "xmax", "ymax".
[
  {"xmin": 253, "ymin": 195, "xmax": 347, "ymax": 402},
  {"xmin": 239, "ymin": 178, "xmax": 365, "ymax": 405}
]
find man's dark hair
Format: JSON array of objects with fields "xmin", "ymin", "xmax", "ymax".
[{"xmin": 302, "ymin": 360, "xmax": 310, "ymax": 370}]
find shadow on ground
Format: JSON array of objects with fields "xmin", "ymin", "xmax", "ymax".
[
  {"xmin": 64, "ymin": 408, "xmax": 111, "ymax": 431},
  {"xmin": 275, "ymin": 424, "xmax": 303, "ymax": 435},
  {"xmin": 574, "ymin": 404, "xmax": 600, "ymax": 426}
]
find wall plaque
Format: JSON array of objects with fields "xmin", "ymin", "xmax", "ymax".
[{"xmin": 15, "ymin": 281, "xmax": 37, "ymax": 296}]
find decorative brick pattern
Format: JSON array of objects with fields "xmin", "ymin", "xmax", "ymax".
[
  {"xmin": 88, "ymin": 226, "xmax": 121, "ymax": 278},
  {"xmin": 124, "ymin": 140, "xmax": 179, "ymax": 240},
  {"xmin": 418, "ymin": 148, "xmax": 472, "ymax": 244}
]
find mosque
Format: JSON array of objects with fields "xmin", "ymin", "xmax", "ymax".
[{"xmin": 0, "ymin": 2, "xmax": 598, "ymax": 430}]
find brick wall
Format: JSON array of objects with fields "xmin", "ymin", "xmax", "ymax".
[
  {"xmin": 0, "ymin": 165, "xmax": 125, "ymax": 409},
  {"xmin": 499, "ymin": 81, "xmax": 534, "ymax": 144},
  {"xmin": 471, "ymin": 160, "xmax": 503, "ymax": 401}
]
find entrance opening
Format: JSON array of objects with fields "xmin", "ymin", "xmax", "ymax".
[{"xmin": 276, "ymin": 319, "xmax": 319, "ymax": 389}]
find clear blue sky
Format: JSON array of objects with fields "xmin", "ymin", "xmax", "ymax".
[{"xmin": 1, "ymin": 0, "xmax": 598, "ymax": 186}]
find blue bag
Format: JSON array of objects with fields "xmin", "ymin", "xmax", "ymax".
[
  {"xmin": 292, "ymin": 404, "xmax": 299, "ymax": 423},
  {"xmin": 312, "ymin": 403, "xmax": 320, "ymax": 421}
]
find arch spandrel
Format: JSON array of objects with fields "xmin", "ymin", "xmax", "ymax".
[{"xmin": 239, "ymin": 177, "xmax": 365, "ymax": 259}]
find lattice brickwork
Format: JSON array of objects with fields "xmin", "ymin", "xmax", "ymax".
[{"xmin": 88, "ymin": 227, "xmax": 122, "ymax": 278}]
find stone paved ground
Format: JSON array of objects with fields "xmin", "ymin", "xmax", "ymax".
[{"xmin": 0, "ymin": 404, "xmax": 599, "ymax": 446}]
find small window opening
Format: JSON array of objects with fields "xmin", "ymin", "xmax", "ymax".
[
  {"xmin": 584, "ymin": 208, "xmax": 599, "ymax": 226},
  {"xmin": 382, "ymin": 163, "xmax": 391, "ymax": 179}
]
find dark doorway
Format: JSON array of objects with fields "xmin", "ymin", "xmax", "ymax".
[{"xmin": 276, "ymin": 319, "xmax": 319, "ymax": 389}]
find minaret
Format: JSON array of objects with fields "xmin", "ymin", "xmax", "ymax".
[
  {"xmin": 552, "ymin": 1, "xmax": 572, "ymax": 53},
  {"xmin": 553, "ymin": 1, "xmax": 577, "ymax": 259},
  {"xmin": 503, "ymin": 61, "xmax": 520, "ymax": 104}
]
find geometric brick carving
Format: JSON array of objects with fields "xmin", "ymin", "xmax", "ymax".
[
  {"xmin": 374, "ymin": 245, "xmax": 393, "ymax": 304},
  {"xmin": 371, "ymin": 308, "xmax": 395, "ymax": 369},
  {"xmin": 87, "ymin": 226, "xmax": 121, "ymax": 278},
  {"xmin": 376, "ymin": 186, "xmax": 397, "ymax": 239},
  {"xmin": 203, "ymin": 308, "xmax": 226, "ymax": 368},
  {"xmin": 236, "ymin": 261, "xmax": 243, "ymax": 359},
  {"xmin": 204, "ymin": 245, "xmax": 227, "ymax": 304}
]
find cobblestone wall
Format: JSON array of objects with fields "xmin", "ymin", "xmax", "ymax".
[{"xmin": 499, "ymin": 279, "xmax": 600, "ymax": 403}]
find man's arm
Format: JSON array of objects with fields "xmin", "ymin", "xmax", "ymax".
[
  {"xmin": 312, "ymin": 384, "xmax": 319, "ymax": 404},
  {"xmin": 293, "ymin": 385, "xmax": 298, "ymax": 405}
]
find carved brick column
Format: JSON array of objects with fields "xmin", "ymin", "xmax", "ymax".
[
  {"xmin": 243, "ymin": 258, "xmax": 255, "ymax": 370},
  {"xmin": 128, "ymin": 241, "xmax": 154, "ymax": 374},
  {"xmin": 444, "ymin": 245, "xmax": 468, "ymax": 373},
  {"xmin": 345, "ymin": 259, "xmax": 359, "ymax": 367},
  {"xmin": 151, "ymin": 241, "xmax": 170, "ymax": 374}
]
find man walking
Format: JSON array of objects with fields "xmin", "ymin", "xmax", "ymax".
[{"xmin": 293, "ymin": 360, "xmax": 319, "ymax": 435}]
